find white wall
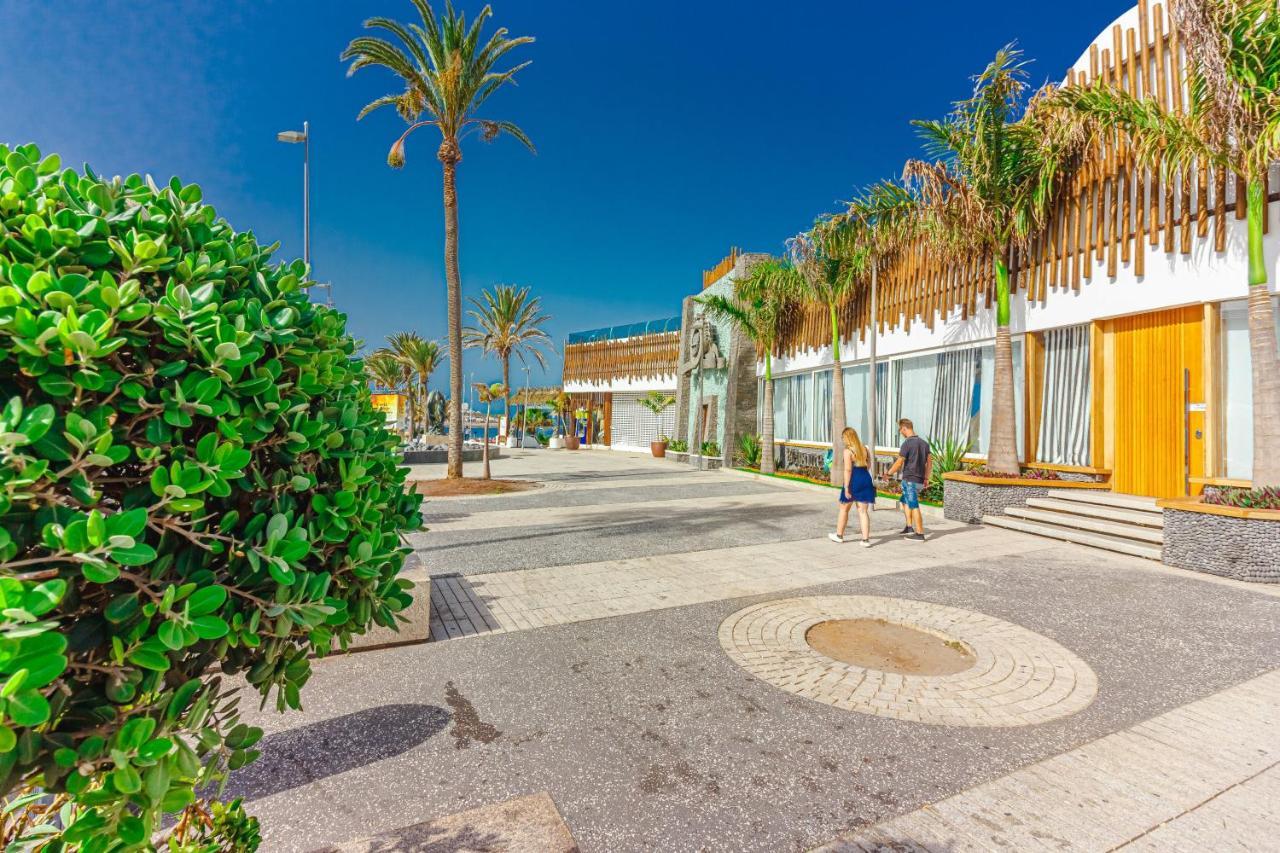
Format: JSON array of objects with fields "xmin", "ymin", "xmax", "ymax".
[{"xmin": 563, "ymin": 373, "xmax": 677, "ymax": 394}]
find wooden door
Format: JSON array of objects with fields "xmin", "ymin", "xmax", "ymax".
[{"xmin": 1108, "ymin": 306, "xmax": 1205, "ymax": 498}]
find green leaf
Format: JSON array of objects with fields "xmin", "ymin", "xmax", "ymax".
[
  {"xmin": 111, "ymin": 542, "xmax": 157, "ymax": 566},
  {"xmin": 0, "ymin": 726, "xmax": 15, "ymax": 753},
  {"xmin": 189, "ymin": 615, "xmax": 228, "ymax": 640},
  {"xmin": 6, "ymin": 690, "xmax": 51, "ymax": 726},
  {"xmin": 157, "ymin": 621, "xmax": 185, "ymax": 651},
  {"xmin": 126, "ymin": 647, "xmax": 170, "ymax": 672},
  {"xmin": 186, "ymin": 585, "xmax": 227, "ymax": 616},
  {"xmin": 81, "ymin": 561, "xmax": 121, "ymax": 584}
]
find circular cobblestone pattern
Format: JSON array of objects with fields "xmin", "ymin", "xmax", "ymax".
[{"xmin": 719, "ymin": 595, "xmax": 1098, "ymax": 727}]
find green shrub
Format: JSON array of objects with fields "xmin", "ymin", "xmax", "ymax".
[
  {"xmin": 736, "ymin": 433, "xmax": 761, "ymax": 468},
  {"xmin": 927, "ymin": 435, "xmax": 973, "ymax": 494},
  {"xmin": 0, "ymin": 144, "xmax": 422, "ymax": 849},
  {"xmin": 699, "ymin": 440, "xmax": 720, "ymax": 457},
  {"xmin": 668, "ymin": 439, "xmax": 687, "ymax": 453}
]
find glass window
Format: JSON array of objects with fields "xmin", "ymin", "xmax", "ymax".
[
  {"xmin": 813, "ymin": 370, "xmax": 832, "ymax": 444},
  {"xmin": 1222, "ymin": 299, "xmax": 1280, "ymax": 480},
  {"xmin": 771, "ymin": 375, "xmax": 790, "ymax": 442},
  {"xmin": 977, "ymin": 339, "xmax": 1025, "ymax": 458},
  {"xmin": 893, "ymin": 354, "xmax": 937, "ymax": 442},
  {"xmin": 843, "ymin": 364, "xmax": 869, "ymax": 440}
]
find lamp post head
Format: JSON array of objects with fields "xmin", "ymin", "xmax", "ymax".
[{"xmin": 277, "ymin": 130, "xmax": 307, "ymax": 144}]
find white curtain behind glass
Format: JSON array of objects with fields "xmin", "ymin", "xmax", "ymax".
[
  {"xmin": 1222, "ymin": 299, "xmax": 1280, "ymax": 479},
  {"xmin": 843, "ymin": 365, "xmax": 869, "ymax": 439},
  {"xmin": 1037, "ymin": 325, "xmax": 1091, "ymax": 466},
  {"xmin": 772, "ymin": 375, "xmax": 790, "ymax": 442},
  {"xmin": 893, "ymin": 354, "xmax": 937, "ymax": 441}
]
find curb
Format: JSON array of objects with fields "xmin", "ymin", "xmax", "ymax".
[{"xmin": 718, "ymin": 467, "xmax": 947, "ymax": 521}]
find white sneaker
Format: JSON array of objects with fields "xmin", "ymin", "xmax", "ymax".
[
  {"xmin": 827, "ymin": 533, "xmax": 844, "ymax": 544},
  {"xmin": 860, "ymin": 539, "xmax": 872, "ymax": 548}
]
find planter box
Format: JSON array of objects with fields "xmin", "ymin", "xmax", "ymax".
[
  {"xmin": 1158, "ymin": 497, "xmax": 1280, "ymax": 583},
  {"xmin": 670, "ymin": 451, "xmax": 689, "ymax": 464},
  {"xmin": 942, "ymin": 471, "xmax": 1110, "ymax": 524}
]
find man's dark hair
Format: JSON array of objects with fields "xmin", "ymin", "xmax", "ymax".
[{"xmin": 898, "ymin": 418, "xmax": 914, "ymax": 431}]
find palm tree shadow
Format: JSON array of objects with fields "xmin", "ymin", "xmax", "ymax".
[{"xmin": 225, "ymin": 703, "xmax": 450, "ymax": 802}]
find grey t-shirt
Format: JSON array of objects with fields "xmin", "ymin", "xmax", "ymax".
[{"xmin": 899, "ymin": 436, "xmax": 930, "ymax": 484}]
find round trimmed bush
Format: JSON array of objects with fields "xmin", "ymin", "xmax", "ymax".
[{"xmin": 0, "ymin": 143, "xmax": 422, "ymax": 848}]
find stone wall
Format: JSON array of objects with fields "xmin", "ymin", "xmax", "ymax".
[
  {"xmin": 1162, "ymin": 508, "xmax": 1280, "ymax": 583},
  {"xmin": 943, "ymin": 479, "xmax": 1057, "ymax": 524}
]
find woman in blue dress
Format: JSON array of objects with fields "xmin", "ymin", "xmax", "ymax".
[{"xmin": 830, "ymin": 427, "xmax": 876, "ymax": 547}]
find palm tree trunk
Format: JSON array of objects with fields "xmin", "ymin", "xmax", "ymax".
[
  {"xmin": 987, "ymin": 255, "xmax": 1021, "ymax": 474},
  {"xmin": 1246, "ymin": 179, "xmax": 1280, "ymax": 487},
  {"xmin": 502, "ymin": 355, "xmax": 511, "ymax": 441},
  {"xmin": 761, "ymin": 352, "xmax": 776, "ymax": 475},
  {"xmin": 405, "ymin": 377, "xmax": 416, "ymax": 441},
  {"xmin": 443, "ymin": 158, "xmax": 464, "ymax": 479},
  {"xmin": 482, "ymin": 405, "xmax": 492, "ymax": 480},
  {"xmin": 829, "ymin": 303, "xmax": 846, "ymax": 487}
]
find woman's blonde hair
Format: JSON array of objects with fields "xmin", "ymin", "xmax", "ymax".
[{"xmin": 841, "ymin": 427, "xmax": 869, "ymax": 468}]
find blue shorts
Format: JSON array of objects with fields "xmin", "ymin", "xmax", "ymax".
[{"xmin": 899, "ymin": 481, "xmax": 922, "ymax": 510}]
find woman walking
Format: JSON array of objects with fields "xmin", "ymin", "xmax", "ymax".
[{"xmin": 829, "ymin": 427, "xmax": 876, "ymax": 547}]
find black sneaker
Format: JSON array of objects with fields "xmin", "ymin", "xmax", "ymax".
[
  {"xmin": 900, "ymin": 525, "xmax": 912, "ymax": 535},
  {"xmin": 905, "ymin": 531, "xmax": 926, "ymax": 541}
]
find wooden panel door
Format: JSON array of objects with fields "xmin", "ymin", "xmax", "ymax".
[{"xmin": 1108, "ymin": 306, "xmax": 1205, "ymax": 497}]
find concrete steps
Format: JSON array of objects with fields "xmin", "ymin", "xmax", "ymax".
[{"xmin": 984, "ymin": 489, "xmax": 1164, "ymax": 561}]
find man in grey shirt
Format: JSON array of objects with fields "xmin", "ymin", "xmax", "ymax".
[{"xmin": 885, "ymin": 418, "xmax": 931, "ymax": 540}]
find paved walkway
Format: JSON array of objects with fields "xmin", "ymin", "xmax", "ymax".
[
  {"xmin": 819, "ymin": 667, "xmax": 1280, "ymax": 851},
  {"xmin": 231, "ymin": 449, "xmax": 1280, "ymax": 852}
]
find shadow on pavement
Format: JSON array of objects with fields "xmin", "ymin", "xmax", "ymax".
[{"xmin": 226, "ymin": 703, "xmax": 450, "ymax": 802}]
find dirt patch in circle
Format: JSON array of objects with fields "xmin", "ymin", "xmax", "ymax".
[
  {"xmin": 805, "ymin": 618, "xmax": 975, "ymax": 676},
  {"xmin": 410, "ymin": 478, "xmax": 540, "ymax": 497}
]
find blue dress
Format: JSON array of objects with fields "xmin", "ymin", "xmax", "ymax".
[{"xmin": 840, "ymin": 464, "xmax": 876, "ymax": 505}]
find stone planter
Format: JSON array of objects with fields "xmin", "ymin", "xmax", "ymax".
[
  {"xmin": 651, "ymin": 440, "xmax": 668, "ymax": 458},
  {"xmin": 337, "ymin": 568, "xmax": 431, "ymax": 652},
  {"xmin": 564, "ymin": 435, "xmax": 580, "ymax": 450},
  {"xmin": 687, "ymin": 454, "xmax": 723, "ymax": 471},
  {"xmin": 1158, "ymin": 497, "xmax": 1280, "ymax": 583},
  {"xmin": 671, "ymin": 451, "xmax": 689, "ymax": 464},
  {"xmin": 402, "ymin": 446, "xmax": 498, "ymax": 465},
  {"xmin": 942, "ymin": 472, "xmax": 1110, "ymax": 524}
]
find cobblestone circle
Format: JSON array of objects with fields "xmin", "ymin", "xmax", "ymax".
[{"xmin": 719, "ymin": 595, "xmax": 1098, "ymax": 727}]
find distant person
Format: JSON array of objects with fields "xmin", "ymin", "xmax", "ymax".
[
  {"xmin": 829, "ymin": 427, "xmax": 876, "ymax": 547},
  {"xmin": 885, "ymin": 418, "xmax": 930, "ymax": 541}
]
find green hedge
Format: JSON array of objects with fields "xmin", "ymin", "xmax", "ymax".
[{"xmin": 0, "ymin": 143, "xmax": 422, "ymax": 849}]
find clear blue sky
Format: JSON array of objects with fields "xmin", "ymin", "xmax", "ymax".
[{"xmin": 1, "ymin": 0, "xmax": 1127, "ymax": 389}]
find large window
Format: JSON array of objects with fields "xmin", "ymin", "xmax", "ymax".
[
  {"xmin": 1036, "ymin": 325, "xmax": 1091, "ymax": 466},
  {"xmin": 766, "ymin": 338, "xmax": 1025, "ymax": 456}
]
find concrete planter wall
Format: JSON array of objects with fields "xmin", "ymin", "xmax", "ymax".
[
  {"xmin": 402, "ymin": 446, "xmax": 500, "ymax": 465},
  {"xmin": 687, "ymin": 454, "xmax": 723, "ymax": 471},
  {"xmin": 942, "ymin": 473, "xmax": 1111, "ymax": 524},
  {"xmin": 670, "ymin": 451, "xmax": 689, "ymax": 464},
  {"xmin": 337, "ymin": 569, "xmax": 431, "ymax": 651},
  {"xmin": 1159, "ymin": 498, "xmax": 1280, "ymax": 583}
]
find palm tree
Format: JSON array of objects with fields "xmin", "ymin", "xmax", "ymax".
[
  {"xmin": 343, "ymin": 2, "xmax": 534, "ymax": 479},
  {"xmin": 638, "ymin": 390, "xmax": 676, "ymax": 445},
  {"xmin": 697, "ymin": 258, "xmax": 798, "ymax": 474},
  {"xmin": 907, "ymin": 46, "xmax": 1082, "ymax": 474},
  {"xmin": 787, "ymin": 223, "xmax": 862, "ymax": 486},
  {"xmin": 384, "ymin": 331, "xmax": 427, "ymax": 439},
  {"xmin": 473, "ymin": 382, "xmax": 507, "ymax": 479},
  {"xmin": 404, "ymin": 336, "xmax": 445, "ymax": 435},
  {"xmin": 1054, "ymin": 0, "xmax": 1280, "ymax": 487},
  {"xmin": 463, "ymin": 284, "xmax": 552, "ymax": 433},
  {"xmin": 364, "ymin": 351, "xmax": 407, "ymax": 432},
  {"xmin": 834, "ymin": 179, "xmax": 927, "ymax": 461}
]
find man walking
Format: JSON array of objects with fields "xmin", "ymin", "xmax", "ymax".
[{"xmin": 885, "ymin": 418, "xmax": 930, "ymax": 541}]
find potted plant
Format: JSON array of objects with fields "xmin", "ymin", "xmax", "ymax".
[
  {"xmin": 639, "ymin": 390, "xmax": 676, "ymax": 457},
  {"xmin": 547, "ymin": 391, "xmax": 569, "ymax": 449},
  {"xmin": 567, "ymin": 407, "xmax": 587, "ymax": 448}
]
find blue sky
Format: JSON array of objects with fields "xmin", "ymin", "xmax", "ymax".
[{"xmin": 1, "ymin": 0, "xmax": 1127, "ymax": 389}]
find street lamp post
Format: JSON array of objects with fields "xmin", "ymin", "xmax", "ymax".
[
  {"xmin": 521, "ymin": 364, "xmax": 532, "ymax": 444},
  {"xmin": 277, "ymin": 122, "xmax": 331, "ymax": 305}
]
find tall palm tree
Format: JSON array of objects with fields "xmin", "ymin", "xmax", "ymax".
[
  {"xmin": 787, "ymin": 223, "xmax": 861, "ymax": 486},
  {"xmin": 463, "ymin": 284, "xmax": 551, "ymax": 432},
  {"xmin": 1054, "ymin": 0, "xmax": 1280, "ymax": 487},
  {"xmin": 404, "ymin": 336, "xmax": 446, "ymax": 434},
  {"xmin": 697, "ymin": 258, "xmax": 799, "ymax": 474},
  {"xmin": 473, "ymin": 382, "xmax": 506, "ymax": 479},
  {"xmin": 907, "ymin": 46, "xmax": 1082, "ymax": 474},
  {"xmin": 831, "ymin": 178, "xmax": 925, "ymax": 463},
  {"xmin": 343, "ymin": 2, "xmax": 534, "ymax": 479}
]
